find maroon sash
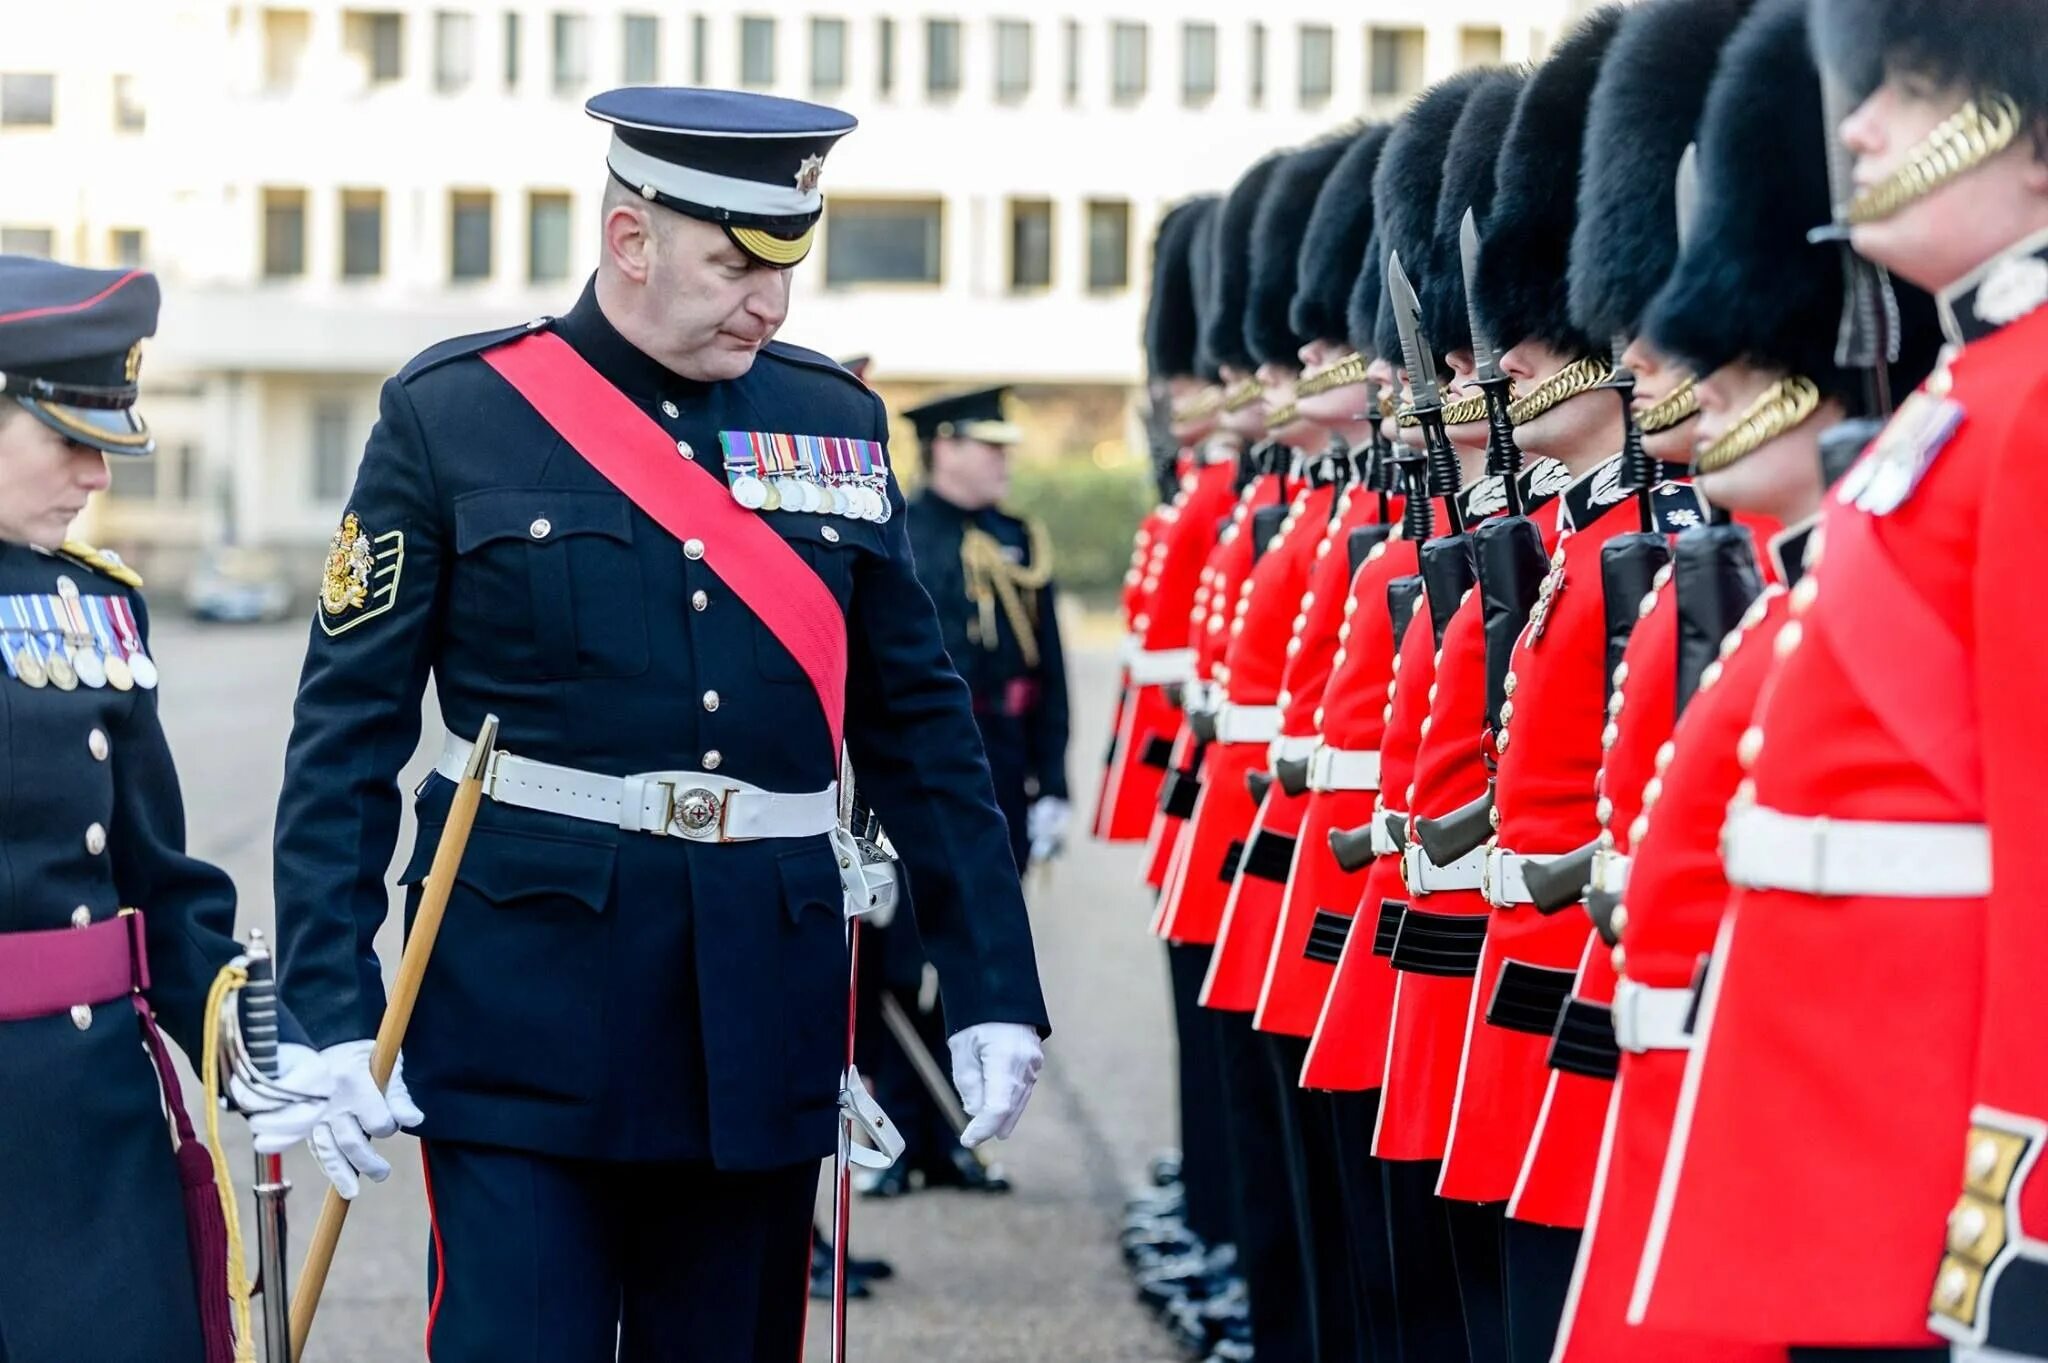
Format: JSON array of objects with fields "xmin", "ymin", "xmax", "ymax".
[{"xmin": 483, "ymin": 332, "xmax": 848, "ymax": 753}]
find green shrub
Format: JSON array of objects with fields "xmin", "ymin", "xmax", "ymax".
[{"xmin": 1004, "ymin": 461, "xmax": 1156, "ymax": 606}]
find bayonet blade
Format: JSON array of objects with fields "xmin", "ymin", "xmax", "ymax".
[
  {"xmin": 1388, "ymin": 251, "xmax": 1443, "ymax": 411},
  {"xmin": 1459, "ymin": 208, "xmax": 1503, "ymax": 384},
  {"xmin": 1817, "ymin": 69, "xmax": 1860, "ymax": 230},
  {"xmin": 1674, "ymin": 143, "xmax": 1701, "ymax": 258}
]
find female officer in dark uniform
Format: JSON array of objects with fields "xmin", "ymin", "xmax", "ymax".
[{"xmin": 0, "ymin": 256, "xmax": 323, "ymax": 1362}]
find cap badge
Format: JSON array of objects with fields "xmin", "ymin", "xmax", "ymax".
[
  {"xmin": 124, "ymin": 343, "xmax": 143, "ymax": 383},
  {"xmin": 795, "ymin": 154, "xmax": 826, "ymax": 195}
]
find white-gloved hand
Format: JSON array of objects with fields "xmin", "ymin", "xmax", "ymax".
[
  {"xmin": 233, "ymin": 1041, "xmax": 336, "ymax": 1152},
  {"xmin": 304, "ymin": 1040, "xmax": 426, "ymax": 1200},
  {"xmin": 948, "ymin": 1022, "xmax": 1044, "ymax": 1148},
  {"xmin": 1027, "ymin": 797, "xmax": 1072, "ymax": 864}
]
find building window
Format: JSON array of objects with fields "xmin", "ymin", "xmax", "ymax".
[
  {"xmin": 311, "ymin": 399, "xmax": 357, "ymax": 504},
  {"xmin": 1375, "ymin": 26, "xmax": 1428, "ymax": 99},
  {"xmin": 825, "ymin": 199, "xmax": 942, "ymax": 287},
  {"xmin": 1062, "ymin": 20, "xmax": 1079, "ymax": 104},
  {"xmin": 110, "ymin": 229, "xmax": 145, "ymax": 267},
  {"xmin": 811, "ymin": 17, "xmax": 846, "ymax": 94},
  {"xmin": 1009, "ymin": 200, "xmax": 1052, "ymax": 290},
  {"xmin": 175, "ymin": 442, "xmax": 200, "ymax": 504},
  {"xmin": 1110, "ymin": 23, "xmax": 1146, "ymax": 103},
  {"xmin": 622, "ymin": 14, "xmax": 659, "ymax": 83},
  {"xmin": 1457, "ymin": 25, "xmax": 1501, "ymax": 69},
  {"xmin": 340, "ymin": 189, "xmax": 383, "ymax": 280},
  {"xmin": 435, "ymin": 12, "xmax": 474, "ymax": 92},
  {"xmin": 691, "ymin": 15, "xmax": 708, "ymax": 84},
  {"xmin": 1087, "ymin": 199, "xmax": 1130, "ymax": 290},
  {"xmin": 1248, "ymin": 23, "xmax": 1266, "ymax": 107},
  {"xmin": 1181, "ymin": 23, "xmax": 1215, "ymax": 105},
  {"xmin": 877, "ymin": 17, "xmax": 896, "ymax": 95},
  {"xmin": 503, "ymin": 11, "xmax": 521, "ymax": 89},
  {"xmin": 344, "ymin": 11, "xmax": 405, "ymax": 84},
  {"xmin": 1298, "ymin": 24, "xmax": 1333, "ymax": 107},
  {"xmin": 0, "ymin": 228, "xmax": 54, "ymax": 258},
  {"xmin": 926, "ymin": 19, "xmax": 960, "ymax": 97},
  {"xmin": 740, "ymin": 16, "xmax": 775, "ymax": 86},
  {"xmin": 263, "ymin": 11, "xmax": 312, "ymax": 93},
  {"xmin": 994, "ymin": 20, "xmax": 1030, "ymax": 102},
  {"xmin": 108, "ymin": 451, "xmax": 158, "ymax": 501},
  {"xmin": 262, "ymin": 189, "xmax": 306, "ymax": 279},
  {"xmin": 0, "ymin": 74, "xmax": 55, "ymax": 127},
  {"xmin": 113, "ymin": 75, "xmax": 145, "ymax": 131},
  {"xmin": 528, "ymin": 191, "xmax": 572, "ymax": 282},
  {"xmin": 450, "ymin": 190, "xmax": 494, "ymax": 281},
  {"xmin": 552, "ymin": 13, "xmax": 589, "ymax": 94}
]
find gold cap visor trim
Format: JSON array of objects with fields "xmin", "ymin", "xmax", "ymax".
[{"xmin": 727, "ymin": 222, "xmax": 816, "ymax": 268}]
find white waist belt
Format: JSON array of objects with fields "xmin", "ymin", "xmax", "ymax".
[
  {"xmin": 1214, "ymin": 703, "xmax": 1283, "ymax": 745},
  {"xmin": 1483, "ymin": 847, "xmax": 1562, "ymax": 907},
  {"xmin": 1590, "ymin": 848, "xmax": 1631, "ymax": 896},
  {"xmin": 1722, "ymin": 804, "xmax": 1991, "ymax": 899},
  {"xmin": 1183, "ymin": 680, "xmax": 1220, "ymax": 716},
  {"xmin": 1309, "ymin": 746, "xmax": 1382, "ymax": 793},
  {"xmin": 1372, "ymin": 808, "xmax": 1407, "ymax": 858},
  {"xmin": 1270, "ymin": 733, "xmax": 1318, "ymax": 766},
  {"xmin": 1611, "ymin": 979, "xmax": 1695, "ymax": 1053},
  {"xmin": 1403, "ymin": 840, "xmax": 1488, "ymax": 893},
  {"xmin": 437, "ymin": 736, "xmax": 839, "ymax": 843},
  {"xmin": 1128, "ymin": 647, "xmax": 1197, "ymax": 686}
]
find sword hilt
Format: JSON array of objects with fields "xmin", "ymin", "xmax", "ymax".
[{"xmin": 242, "ymin": 930, "xmax": 281, "ymax": 1081}]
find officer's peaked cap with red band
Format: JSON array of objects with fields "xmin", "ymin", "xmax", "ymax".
[{"xmin": 0, "ymin": 255, "xmax": 159, "ymax": 457}]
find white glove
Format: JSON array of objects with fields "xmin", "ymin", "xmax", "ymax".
[
  {"xmin": 1028, "ymin": 797, "xmax": 1072, "ymax": 864},
  {"xmin": 233, "ymin": 1041, "xmax": 335, "ymax": 1151},
  {"xmin": 302, "ymin": 1040, "xmax": 426, "ymax": 1200},
  {"xmin": 948, "ymin": 1022, "xmax": 1044, "ymax": 1148}
]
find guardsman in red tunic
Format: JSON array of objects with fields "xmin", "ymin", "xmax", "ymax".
[{"xmin": 1627, "ymin": 0, "xmax": 2005, "ymax": 1354}]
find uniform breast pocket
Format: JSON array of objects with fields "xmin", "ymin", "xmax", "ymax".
[
  {"xmin": 752, "ymin": 518, "xmax": 879, "ymax": 684},
  {"xmin": 454, "ymin": 488, "xmax": 649, "ymax": 681}
]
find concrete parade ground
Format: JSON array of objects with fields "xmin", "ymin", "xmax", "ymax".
[{"xmin": 159, "ymin": 614, "xmax": 1180, "ymax": 1361}]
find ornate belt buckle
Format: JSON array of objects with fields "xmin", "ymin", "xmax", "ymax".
[{"xmin": 669, "ymin": 786, "xmax": 728, "ymax": 840}]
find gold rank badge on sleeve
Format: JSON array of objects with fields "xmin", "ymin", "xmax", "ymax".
[{"xmin": 318, "ymin": 510, "xmax": 405, "ymax": 636}]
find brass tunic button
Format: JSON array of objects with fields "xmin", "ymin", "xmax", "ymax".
[
  {"xmin": 701, "ymin": 750, "xmax": 722, "ymax": 770},
  {"xmin": 1610, "ymin": 904, "xmax": 1630, "ymax": 937},
  {"xmin": 661, "ymin": 399, "xmax": 681, "ymax": 418},
  {"xmin": 1500, "ymin": 700, "xmax": 1514, "ymax": 724},
  {"xmin": 1655, "ymin": 741, "xmax": 1677, "ymax": 774},
  {"xmin": 1698, "ymin": 660, "xmax": 1724, "ymax": 691},
  {"xmin": 1642, "ymin": 777, "xmax": 1664, "ymax": 809},
  {"xmin": 1629, "ymin": 814, "xmax": 1651, "ymax": 845},
  {"xmin": 1935, "ymin": 1264, "xmax": 1970, "ymax": 1308},
  {"xmin": 702, "ymin": 691, "xmax": 720, "ymax": 712},
  {"xmin": 676, "ymin": 440, "xmax": 695, "ymax": 459},
  {"xmin": 1948, "ymin": 1202, "xmax": 1989, "ymax": 1253},
  {"xmin": 1596, "ymin": 796, "xmax": 1614, "ymax": 824},
  {"xmin": 1497, "ymin": 729, "xmax": 1510, "ymax": 754},
  {"xmin": 1602, "ymin": 721, "xmax": 1620, "ymax": 750},
  {"xmin": 88, "ymin": 728, "xmax": 109, "ymax": 761},
  {"xmin": 691, "ymin": 590, "xmax": 708, "ymax": 611},
  {"xmin": 1774, "ymin": 621, "xmax": 1803, "ymax": 659},
  {"xmin": 71, "ymin": 905, "xmax": 91, "ymax": 928},
  {"xmin": 1652, "ymin": 564, "xmax": 1674, "ymax": 589},
  {"xmin": 1502, "ymin": 673, "xmax": 1517, "ymax": 699},
  {"xmin": 1637, "ymin": 592, "xmax": 1658, "ymax": 620},
  {"xmin": 1428, "ymin": 683, "xmax": 1440, "ymax": 704},
  {"xmin": 1737, "ymin": 726, "xmax": 1765, "ymax": 770},
  {"xmin": 1382, "ymin": 704, "xmax": 1394, "ymax": 725},
  {"xmin": 1969, "ymin": 1137, "xmax": 2003, "ymax": 1181},
  {"xmin": 85, "ymin": 823, "xmax": 106, "ymax": 855},
  {"xmin": 1419, "ymin": 717, "xmax": 1432, "ymax": 739},
  {"xmin": 684, "ymin": 539, "xmax": 705, "ymax": 560},
  {"xmin": 1608, "ymin": 691, "xmax": 1626, "ymax": 718},
  {"xmin": 71, "ymin": 1004, "xmax": 92, "ymax": 1031},
  {"xmin": 822, "ymin": 526, "xmax": 841, "ymax": 543},
  {"xmin": 1610, "ymin": 944, "xmax": 1627, "ymax": 975},
  {"xmin": 529, "ymin": 518, "xmax": 552, "ymax": 539},
  {"xmin": 1599, "ymin": 828, "xmax": 1617, "ymax": 851},
  {"xmin": 1790, "ymin": 576, "xmax": 1819, "ymax": 615},
  {"xmin": 1613, "ymin": 661, "xmax": 1629, "ymax": 690}
]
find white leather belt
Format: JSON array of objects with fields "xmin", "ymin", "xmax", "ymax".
[
  {"xmin": 437, "ymin": 736, "xmax": 839, "ymax": 843},
  {"xmin": 1183, "ymin": 680, "xmax": 1220, "ymax": 716},
  {"xmin": 1590, "ymin": 848, "xmax": 1631, "ymax": 895},
  {"xmin": 1403, "ymin": 840, "xmax": 1487, "ymax": 893},
  {"xmin": 1483, "ymin": 847, "xmax": 1561, "ymax": 907},
  {"xmin": 1722, "ymin": 804, "xmax": 1991, "ymax": 899},
  {"xmin": 1128, "ymin": 646, "xmax": 1197, "ymax": 686},
  {"xmin": 1214, "ymin": 703, "xmax": 1283, "ymax": 745},
  {"xmin": 1612, "ymin": 979, "xmax": 1695, "ymax": 1053},
  {"xmin": 1308, "ymin": 745, "xmax": 1382, "ymax": 793},
  {"xmin": 1372, "ymin": 808, "xmax": 1408, "ymax": 857},
  {"xmin": 1269, "ymin": 733, "xmax": 1318, "ymax": 766}
]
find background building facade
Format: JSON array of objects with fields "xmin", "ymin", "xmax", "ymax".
[{"xmin": 2, "ymin": 0, "xmax": 1570, "ymax": 589}]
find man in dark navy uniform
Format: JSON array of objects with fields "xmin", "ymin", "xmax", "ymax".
[
  {"xmin": 0, "ymin": 256, "xmax": 327, "ymax": 1362},
  {"xmin": 270, "ymin": 88, "xmax": 1050, "ymax": 1362},
  {"xmin": 857, "ymin": 384, "xmax": 1069, "ymax": 1198}
]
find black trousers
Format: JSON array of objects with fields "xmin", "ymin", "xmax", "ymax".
[
  {"xmin": 1328, "ymin": 1091, "xmax": 1401, "ymax": 1363},
  {"xmin": 1446, "ymin": 1198, "xmax": 1509, "ymax": 1363},
  {"xmin": 1267, "ymin": 1032, "xmax": 1367, "ymax": 1363},
  {"xmin": 1503, "ymin": 1219, "xmax": 1580, "ymax": 1363},
  {"xmin": 1166, "ymin": 941, "xmax": 1235, "ymax": 1246},
  {"xmin": 865, "ymin": 983, "xmax": 957, "ymax": 1172},
  {"xmin": 420, "ymin": 1141, "xmax": 817, "ymax": 1363},
  {"xmin": 1214, "ymin": 1009, "xmax": 1315, "ymax": 1360},
  {"xmin": 1383, "ymin": 1159, "xmax": 1469, "ymax": 1363}
]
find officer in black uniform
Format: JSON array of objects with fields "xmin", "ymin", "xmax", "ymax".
[
  {"xmin": 270, "ymin": 88, "xmax": 1051, "ymax": 1363},
  {"xmin": 857, "ymin": 384, "xmax": 1070, "ymax": 1197},
  {"xmin": 0, "ymin": 256, "xmax": 325, "ymax": 1363}
]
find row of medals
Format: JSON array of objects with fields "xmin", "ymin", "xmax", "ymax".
[
  {"xmin": 729, "ymin": 473, "xmax": 893, "ymax": 523},
  {"xmin": 8, "ymin": 584, "xmax": 158, "ymax": 692}
]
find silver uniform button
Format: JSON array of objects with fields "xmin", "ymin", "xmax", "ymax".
[
  {"xmin": 88, "ymin": 729, "xmax": 109, "ymax": 761},
  {"xmin": 71, "ymin": 1004, "xmax": 92, "ymax": 1031},
  {"xmin": 676, "ymin": 440, "xmax": 695, "ymax": 459},
  {"xmin": 702, "ymin": 690, "xmax": 720, "ymax": 712},
  {"xmin": 530, "ymin": 517, "xmax": 551, "ymax": 540},
  {"xmin": 85, "ymin": 823, "xmax": 106, "ymax": 855},
  {"xmin": 71, "ymin": 905, "xmax": 91, "ymax": 928},
  {"xmin": 684, "ymin": 538, "xmax": 705, "ymax": 560},
  {"xmin": 691, "ymin": 590, "xmax": 709, "ymax": 611},
  {"xmin": 701, "ymin": 750, "xmax": 722, "ymax": 770},
  {"xmin": 821, "ymin": 525, "xmax": 841, "ymax": 543},
  {"xmin": 661, "ymin": 400, "xmax": 681, "ymax": 419}
]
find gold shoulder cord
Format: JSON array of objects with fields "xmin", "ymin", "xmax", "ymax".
[
  {"xmin": 960, "ymin": 520, "xmax": 1055, "ymax": 668},
  {"xmin": 201, "ymin": 964, "xmax": 260, "ymax": 1361},
  {"xmin": 1849, "ymin": 94, "xmax": 2022, "ymax": 226}
]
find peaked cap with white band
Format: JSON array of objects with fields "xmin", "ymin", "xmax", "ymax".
[{"xmin": 585, "ymin": 87, "xmax": 857, "ymax": 268}]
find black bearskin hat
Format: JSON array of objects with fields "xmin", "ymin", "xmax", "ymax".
[
  {"xmin": 1248, "ymin": 136, "xmax": 1355, "ymax": 368},
  {"xmin": 1811, "ymin": 0, "xmax": 2048, "ymax": 117},
  {"xmin": 1291, "ymin": 125, "xmax": 1392, "ymax": 347},
  {"xmin": 1428, "ymin": 68, "xmax": 1529, "ymax": 357},
  {"xmin": 1146, "ymin": 196, "xmax": 1218, "ymax": 380},
  {"xmin": 1200, "ymin": 153, "xmax": 1286, "ymax": 374}
]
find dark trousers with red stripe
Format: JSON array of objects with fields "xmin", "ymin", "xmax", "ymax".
[{"xmin": 420, "ymin": 1141, "xmax": 818, "ymax": 1363}]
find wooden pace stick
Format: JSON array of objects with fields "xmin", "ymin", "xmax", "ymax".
[{"xmin": 288, "ymin": 714, "xmax": 500, "ymax": 1359}]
